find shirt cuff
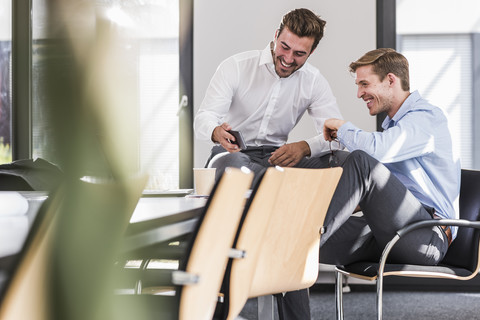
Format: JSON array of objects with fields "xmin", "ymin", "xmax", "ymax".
[{"xmin": 305, "ymin": 136, "xmax": 329, "ymax": 158}]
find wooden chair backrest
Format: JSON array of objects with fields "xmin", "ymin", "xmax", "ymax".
[
  {"xmin": 249, "ymin": 167, "xmax": 342, "ymax": 296},
  {"xmin": 179, "ymin": 167, "xmax": 253, "ymax": 320},
  {"xmin": 0, "ymin": 175, "xmax": 147, "ymax": 320},
  {"xmin": 226, "ymin": 167, "xmax": 285, "ymax": 319}
]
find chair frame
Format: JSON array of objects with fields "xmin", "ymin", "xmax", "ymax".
[{"xmin": 335, "ymin": 169, "xmax": 480, "ymax": 320}]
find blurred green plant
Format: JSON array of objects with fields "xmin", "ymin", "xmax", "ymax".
[{"xmin": 0, "ymin": 139, "xmax": 12, "ymax": 164}]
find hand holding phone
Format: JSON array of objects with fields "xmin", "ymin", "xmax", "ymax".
[{"xmin": 228, "ymin": 130, "xmax": 247, "ymax": 150}]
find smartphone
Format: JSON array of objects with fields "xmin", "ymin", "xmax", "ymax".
[{"xmin": 228, "ymin": 130, "xmax": 247, "ymax": 150}]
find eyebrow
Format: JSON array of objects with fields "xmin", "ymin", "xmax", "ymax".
[{"xmin": 280, "ymin": 41, "xmax": 308, "ymax": 55}]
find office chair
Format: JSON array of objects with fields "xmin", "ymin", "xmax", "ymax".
[
  {"xmin": 114, "ymin": 167, "xmax": 253, "ymax": 320},
  {"xmin": 335, "ymin": 169, "xmax": 480, "ymax": 320}
]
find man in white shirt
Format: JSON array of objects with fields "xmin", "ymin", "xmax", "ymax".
[
  {"xmin": 194, "ymin": 8, "xmax": 346, "ymax": 188},
  {"xmin": 194, "ymin": 8, "xmax": 347, "ymax": 320}
]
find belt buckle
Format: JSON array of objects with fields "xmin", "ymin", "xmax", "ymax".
[
  {"xmin": 441, "ymin": 225, "xmax": 453, "ymax": 246},
  {"xmin": 433, "ymin": 213, "xmax": 452, "ymax": 246}
]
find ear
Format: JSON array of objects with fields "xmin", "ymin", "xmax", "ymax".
[
  {"xmin": 274, "ymin": 29, "xmax": 279, "ymax": 40},
  {"xmin": 387, "ymin": 73, "xmax": 397, "ymax": 87}
]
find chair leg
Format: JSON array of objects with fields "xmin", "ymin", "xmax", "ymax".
[
  {"xmin": 257, "ymin": 295, "xmax": 274, "ymax": 320},
  {"xmin": 335, "ymin": 270, "xmax": 344, "ymax": 320},
  {"xmin": 376, "ymin": 278, "xmax": 384, "ymax": 320}
]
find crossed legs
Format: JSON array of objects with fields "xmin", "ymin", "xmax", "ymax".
[
  {"xmin": 320, "ymin": 150, "xmax": 448, "ymax": 266},
  {"xmin": 273, "ymin": 150, "xmax": 449, "ymax": 319}
]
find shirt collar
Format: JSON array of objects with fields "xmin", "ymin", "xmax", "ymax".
[
  {"xmin": 259, "ymin": 42, "xmax": 274, "ymax": 67},
  {"xmin": 381, "ymin": 90, "xmax": 420, "ymax": 129}
]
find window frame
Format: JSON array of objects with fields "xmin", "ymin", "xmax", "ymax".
[
  {"xmin": 11, "ymin": 0, "xmax": 194, "ymax": 187},
  {"xmin": 375, "ymin": 0, "xmax": 396, "ymax": 131},
  {"xmin": 11, "ymin": 0, "xmax": 31, "ymax": 160},
  {"xmin": 473, "ymin": 33, "xmax": 480, "ymax": 168}
]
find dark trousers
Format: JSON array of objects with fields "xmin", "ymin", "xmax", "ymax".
[
  {"xmin": 272, "ymin": 150, "xmax": 450, "ymax": 320},
  {"xmin": 206, "ymin": 145, "xmax": 349, "ymax": 186},
  {"xmin": 320, "ymin": 150, "xmax": 449, "ymax": 266}
]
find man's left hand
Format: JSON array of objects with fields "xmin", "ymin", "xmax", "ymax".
[{"xmin": 268, "ymin": 141, "xmax": 311, "ymax": 167}]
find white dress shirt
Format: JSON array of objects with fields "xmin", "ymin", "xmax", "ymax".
[{"xmin": 194, "ymin": 43, "xmax": 343, "ymax": 157}]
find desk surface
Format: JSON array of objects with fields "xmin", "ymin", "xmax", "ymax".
[
  {"xmin": 130, "ymin": 196, "xmax": 206, "ymax": 224},
  {"xmin": 0, "ymin": 193, "xmax": 206, "ymax": 259},
  {"xmin": 0, "ymin": 192, "xmax": 207, "ymax": 297},
  {"xmin": 0, "ymin": 192, "xmax": 48, "ymax": 258},
  {"xmin": 123, "ymin": 196, "xmax": 207, "ymax": 252}
]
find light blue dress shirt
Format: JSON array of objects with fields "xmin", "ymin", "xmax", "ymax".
[{"xmin": 337, "ymin": 90, "xmax": 461, "ymax": 238}]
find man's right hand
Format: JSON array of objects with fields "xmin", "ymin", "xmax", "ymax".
[
  {"xmin": 211, "ymin": 122, "xmax": 241, "ymax": 153},
  {"xmin": 324, "ymin": 118, "xmax": 346, "ymax": 141}
]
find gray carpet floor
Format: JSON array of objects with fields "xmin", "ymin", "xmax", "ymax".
[{"xmin": 236, "ymin": 287, "xmax": 480, "ymax": 319}]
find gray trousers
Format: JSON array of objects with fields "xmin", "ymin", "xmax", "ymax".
[
  {"xmin": 278, "ymin": 150, "xmax": 450, "ymax": 320},
  {"xmin": 320, "ymin": 149, "xmax": 449, "ymax": 266}
]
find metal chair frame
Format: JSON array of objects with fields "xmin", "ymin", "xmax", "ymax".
[{"xmin": 335, "ymin": 169, "xmax": 480, "ymax": 320}]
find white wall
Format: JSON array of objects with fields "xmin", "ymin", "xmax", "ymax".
[
  {"xmin": 0, "ymin": 0, "xmax": 11, "ymax": 40},
  {"xmin": 397, "ymin": 0, "xmax": 480, "ymax": 34},
  {"xmin": 193, "ymin": 0, "xmax": 377, "ymax": 167}
]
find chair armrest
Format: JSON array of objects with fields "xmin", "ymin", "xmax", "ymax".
[
  {"xmin": 376, "ymin": 218, "xmax": 480, "ymax": 292},
  {"xmin": 383, "ymin": 218, "xmax": 480, "ymax": 267},
  {"xmin": 396, "ymin": 219, "xmax": 480, "ymax": 238}
]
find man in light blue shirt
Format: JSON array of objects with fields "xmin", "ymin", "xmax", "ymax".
[{"xmin": 320, "ymin": 48, "xmax": 460, "ymax": 267}]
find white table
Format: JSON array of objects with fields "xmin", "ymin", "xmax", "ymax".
[
  {"xmin": 123, "ymin": 196, "xmax": 207, "ymax": 252},
  {"xmin": 0, "ymin": 193, "xmax": 206, "ymax": 259},
  {"xmin": 0, "ymin": 191, "xmax": 47, "ymax": 258},
  {"xmin": 130, "ymin": 196, "xmax": 206, "ymax": 223}
]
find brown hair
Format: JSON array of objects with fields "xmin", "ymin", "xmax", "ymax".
[
  {"xmin": 349, "ymin": 48, "xmax": 410, "ymax": 91},
  {"xmin": 278, "ymin": 8, "xmax": 326, "ymax": 52}
]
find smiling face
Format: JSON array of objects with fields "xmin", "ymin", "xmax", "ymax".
[
  {"xmin": 355, "ymin": 65, "xmax": 396, "ymax": 117},
  {"xmin": 272, "ymin": 27, "xmax": 314, "ymax": 78}
]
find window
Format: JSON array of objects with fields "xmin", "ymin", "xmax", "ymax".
[
  {"xmin": 398, "ymin": 34, "xmax": 473, "ymax": 168},
  {"xmin": 396, "ymin": 0, "xmax": 480, "ymax": 169},
  {"xmin": 22, "ymin": 0, "xmax": 193, "ymax": 188},
  {"xmin": 0, "ymin": 0, "xmax": 11, "ymax": 164}
]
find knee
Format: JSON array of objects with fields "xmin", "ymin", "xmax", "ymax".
[
  {"xmin": 342, "ymin": 150, "xmax": 380, "ymax": 172},
  {"xmin": 345, "ymin": 150, "xmax": 377, "ymax": 165},
  {"xmin": 349, "ymin": 149, "xmax": 368, "ymax": 160},
  {"xmin": 210, "ymin": 152, "xmax": 250, "ymax": 180},
  {"xmin": 212, "ymin": 152, "xmax": 249, "ymax": 168}
]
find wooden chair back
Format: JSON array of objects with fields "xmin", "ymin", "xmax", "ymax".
[
  {"xmin": 249, "ymin": 167, "xmax": 342, "ymax": 296},
  {"xmin": 225, "ymin": 167, "xmax": 285, "ymax": 319},
  {"xmin": 179, "ymin": 167, "xmax": 253, "ymax": 320}
]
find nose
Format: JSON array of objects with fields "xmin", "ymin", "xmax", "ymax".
[
  {"xmin": 283, "ymin": 51, "xmax": 294, "ymax": 64},
  {"xmin": 357, "ymin": 87, "xmax": 364, "ymax": 99}
]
